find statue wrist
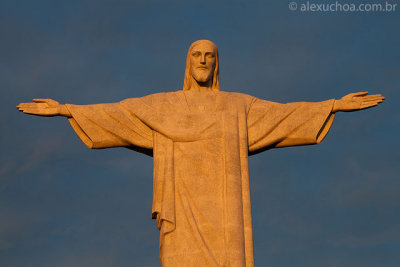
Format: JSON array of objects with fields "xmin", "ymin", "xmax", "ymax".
[
  {"xmin": 332, "ymin": 100, "xmax": 341, "ymax": 112},
  {"xmin": 59, "ymin": 104, "xmax": 72, "ymax": 117}
]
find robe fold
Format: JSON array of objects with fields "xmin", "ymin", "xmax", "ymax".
[{"xmin": 65, "ymin": 91, "xmax": 335, "ymax": 267}]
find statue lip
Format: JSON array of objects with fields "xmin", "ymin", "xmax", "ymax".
[{"xmin": 197, "ymin": 66, "xmax": 208, "ymax": 70}]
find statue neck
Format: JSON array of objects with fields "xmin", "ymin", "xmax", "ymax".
[{"xmin": 189, "ymin": 79, "xmax": 213, "ymax": 92}]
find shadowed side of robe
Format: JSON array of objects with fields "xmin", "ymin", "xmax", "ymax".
[{"xmin": 65, "ymin": 92, "xmax": 336, "ymax": 267}]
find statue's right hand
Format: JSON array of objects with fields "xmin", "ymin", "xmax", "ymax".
[{"xmin": 17, "ymin": 98, "xmax": 69, "ymax": 117}]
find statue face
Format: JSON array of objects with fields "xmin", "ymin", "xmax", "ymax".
[{"xmin": 190, "ymin": 42, "xmax": 216, "ymax": 84}]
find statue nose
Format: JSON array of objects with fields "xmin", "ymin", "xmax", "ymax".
[{"xmin": 200, "ymin": 54, "xmax": 206, "ymax": 64}]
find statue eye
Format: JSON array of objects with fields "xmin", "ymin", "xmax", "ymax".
[{"xmin": 192, "ymin": 52, "xmax": 201, "ymax": 57}]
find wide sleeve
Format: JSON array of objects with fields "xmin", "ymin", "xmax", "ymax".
[
  {"xmin": 247, "ymin": 97, "xmax": 335, "ymax": 155},
  {"xmin": 65, "ymin": 102, "xmax": 153, "ymax": 153}
]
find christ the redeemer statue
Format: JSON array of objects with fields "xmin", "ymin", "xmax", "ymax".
[{"xmin": 17, "ymin": 40, "xmax": 384, "ymax": 267}]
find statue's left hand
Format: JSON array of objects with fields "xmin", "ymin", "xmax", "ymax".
[{"xmin": 332, "ymin": 92, "xmax": 385, "ymax": 112}]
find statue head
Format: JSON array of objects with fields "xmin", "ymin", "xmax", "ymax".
[{"xmin": 183, "ymin": 40, "xmax": 220, "ymax": 91}]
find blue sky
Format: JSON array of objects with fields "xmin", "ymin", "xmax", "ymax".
[{"xmin": 1, "ymin": 0, "xmax": 399, "ymax": 266}]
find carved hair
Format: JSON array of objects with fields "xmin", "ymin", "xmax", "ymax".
[{"xmin": 183, "ymin": 40, "xmax": 220, "ymax": 91}]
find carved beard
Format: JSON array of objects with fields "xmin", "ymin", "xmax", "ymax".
[{"xmin": 192, "ymin": 68, "xmax": 213, "ymax": 83}]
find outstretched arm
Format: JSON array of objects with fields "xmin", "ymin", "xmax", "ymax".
[
  {"xmin": 17, "ymin": 98, "xmax": 153, "ymax": 153},
  {"xmin": 17, "ymin": 99, "xmax": 72, "ymax": 117},
  {"xmin": 332, "ymin": 92, "xmax": 385, "ymax": 112},
  {"xmin": 247, "ymin": 91, "xmax": 385, "ymax": 155},
  {"xmin": 247, "ymin": 97, "xmax": 336, "ymax": 154}
]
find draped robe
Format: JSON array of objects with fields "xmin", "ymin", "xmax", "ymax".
[{"xmin": 65, "ymin": 90, "xmax": 335, "ymax": 267}]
